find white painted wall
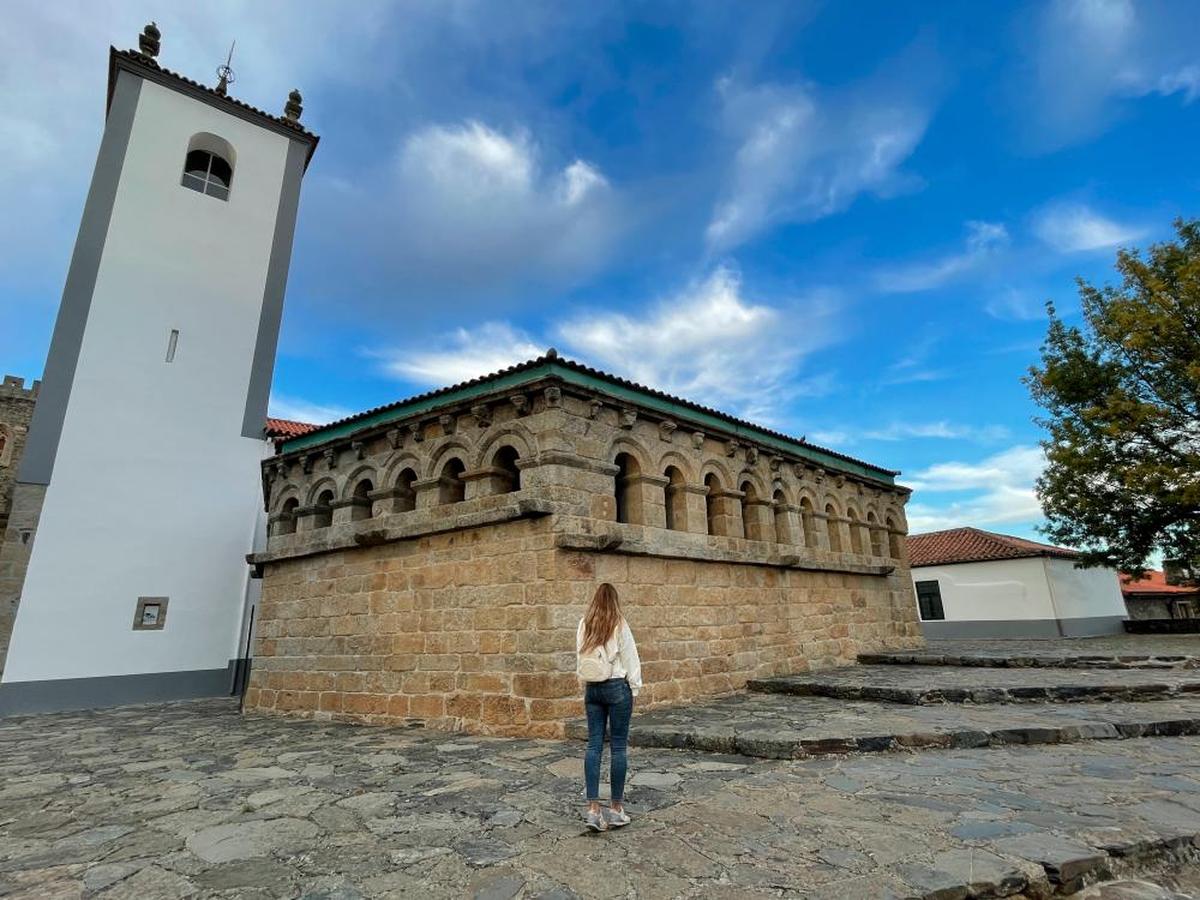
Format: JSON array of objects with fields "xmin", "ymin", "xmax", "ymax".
[
  {"xmin": 3, "ymin": 79, "xmax": 289, "ymax": 683},
  {"xmin": 911, "ymin": 557, "xmax": 1057, "ymax": 624},
  {"xmin": 1044, "ymin": 558, "xmax": 1127, "ymax": 621}
]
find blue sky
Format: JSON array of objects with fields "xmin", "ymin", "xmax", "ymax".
[{"xmin": 3, "ymin": 1, "xmax": 1199, "ymax": 539}]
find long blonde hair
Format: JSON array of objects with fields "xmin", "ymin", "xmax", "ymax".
[{"xmin": 580, "ymin": 583, "xmax": 623, "ymax": 654}]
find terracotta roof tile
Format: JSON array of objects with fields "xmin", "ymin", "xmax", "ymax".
[
  {"xmin": 908, "ymin": 527, "xmax": 1080, "ymax": 568},
  {"xmin": 265, "ymin": 417, "xmax": 318, "ymax": 439},
  {"xmin": 1121, "ymin": 570, "xmax": 1200, "ymax": 597}
]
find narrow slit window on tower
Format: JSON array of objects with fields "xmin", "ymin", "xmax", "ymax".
[
  {"xmin": 181, "ymin": 149, "xmax": 233, "ymax": 200},
  {"xmin": 165, "ymin": 329, "xmax": 179, "ymax": 363}
]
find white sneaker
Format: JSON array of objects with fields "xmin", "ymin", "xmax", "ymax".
[
  {"xmin": 604, "ymin": 807, "xmax": 631, "ymax": 828},
  {"xmin": 585, "ymin": 809, "xmax": 607, "ymax": 832}
]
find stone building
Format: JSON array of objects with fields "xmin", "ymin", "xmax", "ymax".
[
  {"xmin": 0, "ymin": 375, "xmax": 39, "ymax": 664},
  {"xmin": 244, "ymin": 352, "xmax": 922, "ymax": 737}
]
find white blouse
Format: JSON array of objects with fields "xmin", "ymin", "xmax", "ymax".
[{"xmin": 576, "ymin": 618, "xmax": 643, "ymax": 697}]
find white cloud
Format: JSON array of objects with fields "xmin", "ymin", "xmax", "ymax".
[
  {"xmin": 880, "ymin": 334, "xmax": 951, "ymax": 386},
  {"xmin": 903, "ymin": 445, "xmax": 1046, "ymax": 533},
  {"xmin": 0, "ymin": 2, "xmax": 391, "ymax": 277},
  {"xmin": 1021, "ymin": 0, "xmax": 1200, "ymax": 148},
  {"xmin": 1031, "ymin": 202, "xmax": 1144, "ymax": 253},
  {"xmin": 864, "ymin": 422, "xmax": 1011, "ymax": 442},
  {"xmin": 876, "ymin": 221, "xmax": 1009, "ymax": 293},
  {"xmin": 706, "ymin": 77, "xmax": 929, "ymax": 251},
  {"xmin": 313, "ymin": 119, "xmax": 620, "ymax": 298},
  {"xmin": 368, "ymin": 265, "xmax": 841, "ymax": 425},
  {"xmin": 268, "ymin": 394, "xmax": 354, "ymax": 426},
  {"xmin": 556, "ymin": 265, "xmax": 840, "ymax": 421},
  {"xmin": 813, "ymin": 421, "xmax": 1010, "ymax": 447},
  {"xmin": 371, "ymin": 322, "xmax": 544, "ymax": 386},
  {"xmin": 985, "ymin": 288, "xmax": 1047, "ymax": 322}
]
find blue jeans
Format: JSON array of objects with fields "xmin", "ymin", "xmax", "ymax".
[{"xmin": 584, "ymin": 678, "xmax": 633, "ymax": 803}]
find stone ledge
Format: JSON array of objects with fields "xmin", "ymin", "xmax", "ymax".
[
  {"xmin": 554, "ymin": 529, "xmax": 895, "ymax": 576},
  {"xmin": 249, "ymin": 497, "xmax": 554, "ymax": 566},
  {"xmin": 564, "ymin": 711, "xmax": 1200, "ymax": 759},
  {"xmin": 748, "ymin": 673, "xmax": 1200, "ymax": 705},
  {"xmin": 860, "ymin": 651, "xmax": 1200, "ymax": 670}
]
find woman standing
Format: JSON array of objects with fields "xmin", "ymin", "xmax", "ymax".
[{"xmin": 576, "ymin": 582, "xmax": 642, "ymax": 832}]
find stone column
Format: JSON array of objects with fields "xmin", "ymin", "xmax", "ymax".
[
  {"xmin": 812, "ymin": 510, "xmax": 831, "ymax": 551},
  {"xmin": 681, "ymin": 484, "xmax": 710, "ymax": 535},
  {"xmin": 412, "ymin": 476, "xmax": 445, "ymax": 510},
  {"xmin": 331, "ymin": 497, "xmax": 372, "ymax": 525},
  {"xmin": 742, "ymin": 498, "xmax": 775, "ymax": 542},
  {"xmin": 709, "ymin": 488, "xmax": 745, "ymax": 538},
  {"xmin": 461, "ymin": 466, "xmax": 516, "ymax": 501},
  {"xmin": 517, "ymin": 454, "xmax": 618, "ymax": 519},
  {"xmin": 625, "ymin": 474, "xmax": 669, "ymax": 528},
  {"xmin": 774, "ymin": 504, "xmax": 801, "ymax": 547}
]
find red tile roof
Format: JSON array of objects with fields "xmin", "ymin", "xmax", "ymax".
[
  {"xmin": 265, "ymin": 418, "xmax": 318, "ymax": 439},
  {"xmin": 908, "ymin": 527, "xmax": 1080, "ymax": 568},
  {"xmin": 1121, "ymin": 570, "xmax": 1200, "ymax": 597}
]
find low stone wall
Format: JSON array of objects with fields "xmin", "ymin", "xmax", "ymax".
[{"xmin": 243, "ymin": 516, "xmax": 922, "ymax": 737}]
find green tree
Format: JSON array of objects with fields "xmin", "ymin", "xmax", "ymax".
[{"xmin": 1027, "ymin": 218, "xmax": 1200, "ymax": 576}]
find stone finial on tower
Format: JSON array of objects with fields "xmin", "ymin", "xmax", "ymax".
[
  {"xmin": 138, "ymin": 21, "xmax": 161, "ymax": 60},
  {"xmin": 284, "ymin": 89, "xmax": 304, "ymax": 122}
]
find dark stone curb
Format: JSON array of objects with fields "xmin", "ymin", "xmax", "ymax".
[
  {"xmin": 748, "ymin": 676, "xmax": 1200, "ymax": 705},
  {"xmin": 858, "ymin": 651, "xmax": 1200, "ymax": 670},
  {"xmin": 563, "ymin": 714, "xmax": 1200, "ymax": 759}
]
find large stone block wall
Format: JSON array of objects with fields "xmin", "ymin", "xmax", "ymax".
[
  {"xmin": 244, "ymin": 516, "xmax": 921, "ymax": 737},
  {"xmin": 0, "ymin": 375, "xmax": 40, "ymax": 669}
]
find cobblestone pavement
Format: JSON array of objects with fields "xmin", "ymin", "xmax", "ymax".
[
  {"xmin": 912, "ymin": 637, "xmax": 1200, "ymax": 663},
  {"xmin": 565, "ymin": 693, "xmax": 1200, "ymax": 758},
  {"xmin": 2, "ymin": 700, "xmax": 1200, "ymax": 898},
  {"xmin": 751, "ymin": 665, "xmax": 1200, "ymax": 704}
]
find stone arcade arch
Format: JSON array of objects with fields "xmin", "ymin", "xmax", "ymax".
[
  {"xmin": 490, "ymin": 445, "xmax": 521, "ymax": 494},
  {"xmin": 614, "ymin": 452, "xmax": 641, "ymax": 524},
  {"xmin": 350, "ymin": 476, "xmax": 375, "ymax": 521}
]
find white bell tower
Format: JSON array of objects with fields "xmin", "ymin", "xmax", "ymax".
[{"xmin": 0, "ymin": 23, "xmax": 318, "ymax": 713}]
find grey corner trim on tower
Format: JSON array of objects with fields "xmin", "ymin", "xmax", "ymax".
[
  {"xmin": 0, "ymin": 660, "xmax": 239, "ymax": 717},
  {"xmin": 241, "ymin": 139, "xmax": 308, "ymax": 439},
  {"xmin": 16, "ymin": 71, "xmax": 142, "ymax": 486}
]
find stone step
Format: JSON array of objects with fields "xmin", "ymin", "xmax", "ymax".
[
  {"xmin": 859, "ymin": 651, "xmax": 1200, "ymax": 670},
  {"xmin": 748, "ymin": 664, "xmax": 1200, "ymax": 705},
  {"xmin": 565, "ymin": 693, "xmax": 1200, "ymax": 760}
]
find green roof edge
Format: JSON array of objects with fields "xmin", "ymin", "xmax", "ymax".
[{"xmin": 280, "ymin": 359, "xmax": 897, "ymax": 485}]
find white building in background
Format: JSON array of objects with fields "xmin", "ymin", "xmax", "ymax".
[
  {"xmin": 0, "ymin": 25, "xmax": 318, "ymax": 714},
  {"xmin": 907, "ymin": 527, "xmax": 1127, "ymax": 639}
]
